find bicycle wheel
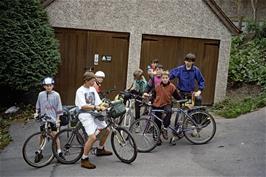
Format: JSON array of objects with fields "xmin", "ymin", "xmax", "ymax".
[
  {"xmin": 22, "ymin": 132, "xmax": 54, "ymax": 168},
  {"xmin": 183, "ymin": 111, "xmax": 216, "ymax": 144},
  {"xmin": 52, "ymin": 128, "xmax": 84, "ymax": 164},
  {"xmin": 129, "ymin": 117, "xmax": 160, "ymax": 153},
  {"xmin": 111, "ymin": 127, "xmax": 137, "ymax": 164}
]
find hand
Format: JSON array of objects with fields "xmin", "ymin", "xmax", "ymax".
[
  {"xmin": 143, "ymin": 93, "xmax": 150, "ymax": 97},
  {"xmin": 33, "ymin": 113, "xmax": 39, "ymax": 119},
  {"xmin": 194, "ymin": 90, "xmax": 201, "ymax": 97},
  {"xmin": 56, "ymin": 119, "xmax": 61, "ymax": 128}
]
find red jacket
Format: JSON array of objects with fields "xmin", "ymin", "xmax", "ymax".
[{"xmin": 152, "ymin": 82, "xmax": 181, "ymax": 108}]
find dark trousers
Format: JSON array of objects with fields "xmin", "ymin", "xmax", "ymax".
[
  {"xmin": 153, "ymin": 104, "xmax": 172, "ymax": 129},
  {"xmin": 135, "ymin": 100, "xmax": 141, "ymax": 120}
]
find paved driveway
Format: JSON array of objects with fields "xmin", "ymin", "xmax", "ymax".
[{"xmin": 1, "ymin": 107, "xmax": 265, "ymax": 177}]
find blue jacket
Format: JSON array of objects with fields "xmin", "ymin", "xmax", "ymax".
[{"xmin": 169, "ymin": 65, "xmax": 205, "ymax": 92}]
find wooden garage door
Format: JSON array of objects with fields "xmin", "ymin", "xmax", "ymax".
[
  {"xmin": 54, "ymin": 28, "xmax": 129, "ymax": 104},
  {"xmin": 140, "ymin": 34, "xmax": 219, "ymax": 105}
]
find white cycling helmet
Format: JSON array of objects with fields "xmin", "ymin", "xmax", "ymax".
[
  {"xmin": 42, "ymin": 77, "xmax": 55, "ymax": 85},
  {"xmin": 95, "ymin": 71, "xmax": 105, "ymax": 78}
]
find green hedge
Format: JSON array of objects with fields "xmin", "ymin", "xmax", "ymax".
[
  {"xmin": 0, "ymin": 0, "xmax": 60, "ymax": 91},
  {"xmin": 229, "ymin": 36, "xmax": 266, "ymax": 88}
]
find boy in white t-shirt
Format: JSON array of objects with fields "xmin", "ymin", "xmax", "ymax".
[{"xmin": 75, "ymin": 71, "xmax": 112, "ymax": 169}]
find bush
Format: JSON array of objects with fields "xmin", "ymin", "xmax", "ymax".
[
  {"xmin": 228, "ymin": 20, "xmax": 266, "ymax": 89},
  {"xmin": 0, "ymin": 0, "xmax": 60, "ymax": 92},
  {"xmin": 212, "ymin": 91, "xmax": 266, "ymax": 118}
]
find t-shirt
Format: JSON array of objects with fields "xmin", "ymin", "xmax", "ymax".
[
  {"xmin": 75, "ymin": 86, "xmax": 102, "ymax": 110},
  {"xmin": 36, "ymin": 91, "xmax": 63, "ymax": 123}
]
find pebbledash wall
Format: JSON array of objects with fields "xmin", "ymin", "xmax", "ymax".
[{"xmin": 46, "ymin": 0, "xmax": 233, "ymax": 103}]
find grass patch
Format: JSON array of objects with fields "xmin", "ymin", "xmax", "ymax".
[
  {"xmin": 212, "ymin": 91, "xmax": 266, "ymax": 118},
  {"xmin": 0, "ymin": 104, "xmax": 34, "ymax": 150}
]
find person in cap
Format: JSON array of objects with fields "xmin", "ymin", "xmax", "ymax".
[
  {"xmin": 93, "ymin": 71, "xmax": 105, "ymax": 97},
  {"xmin": 169, "ymin": 53, "xmax": 205, "ymax": 106},
  {"xmin": 34, "ymin": 77, "xmax": 65, "ymax": 162},
  {"xmin": 75, "ymin": 71, "xmax": 112, "ymax": 169}
]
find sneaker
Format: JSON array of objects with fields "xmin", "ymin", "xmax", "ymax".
[
  {"xmin": 169, "ymin": 137, "xmax": 176, "ymax": 145},
  {"xmin": 156, "ymin": 138, "xmax": 162, "ymax": 146},
  {"xmin": 161, "ymin": 127, "xmax": 168, "ymax": 140},
  {"xmin": 96, "ymin": 147, "xmax": 113, "ymax": 156},
  {"xmin": 81, "ymin": 158, "xmax": 96, "ymax": 169},
  {"xmin": 58, "ymin": 152, "xmax": 66, "ymax": 161},
  {"xmin": 34, "ymin": 151, "xmax": 43, "ymax": 163}
]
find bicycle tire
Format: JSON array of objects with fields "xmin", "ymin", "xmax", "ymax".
[
  {"xmin": 52, "ymin": 128, "xmax": 84, "ymax": 164},
  {"xmin": 183, "ymin": 111, "xmax": 216, "ymax": 144},
  {"xmin": 129, "ymin": 117, "xmax": 160, "ymax": 153},
  {"xmin": 22, "ymin": 132, "xmax": 54, "ymax": 168},
  {"xmin": 111, "ymin": 127, "xmax": 137, "ymax": 163}
]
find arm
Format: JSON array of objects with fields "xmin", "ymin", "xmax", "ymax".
[
  {"xmin": 169, "ymin": 67, "xmax": 179, "ymax": 80},
  {"xmin": 195, "ymin": 69, "xmax": 205, "ymax": 91},
  {"xmin": 172, "ymin": 89, "xmax": 182, "ymax": 100},
  {"xmin": 144, "ymin": 78, "xmax": 153, "ymax": 93},
  {"xmin": 35, "ymin": 94, "xmax": 40, "ymax": 113}
]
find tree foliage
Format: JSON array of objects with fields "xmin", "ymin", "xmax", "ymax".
[{"xmin": 0, "ymin": 0, "xmax": 60, "ymax": 91}]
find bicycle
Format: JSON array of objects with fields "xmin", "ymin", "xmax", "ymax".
[
  {"xmin": 22, "ymin": 114, "xmax": 55, "ymax": 168},
  {"xmin": 114, "ymin": 90, "xmax": 138, "ymax": 128},
  {"xmin": 129, "ymin": 99, "xmax": 216, "ymax": 152},
  {"xmin": 52, "ymin": 100, "xmax": 138, "ymax": 164}
]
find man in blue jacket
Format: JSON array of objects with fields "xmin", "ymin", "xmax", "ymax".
[{"xmin": 169, "ymin": 53, "xmax": 205, "ymax": 106}]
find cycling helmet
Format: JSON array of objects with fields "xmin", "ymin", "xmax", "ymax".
[
  {"xmin": 42, "ymin": 77, "xmax": 55, "ymax": 85},
  {"xmin": 95, "ymin": 71, "xmax": 105, "ymax": 78}
]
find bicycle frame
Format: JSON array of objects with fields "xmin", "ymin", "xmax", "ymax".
[{"xmin": 146, "ymin": 107, "xmax": 200, "ymax": 134}]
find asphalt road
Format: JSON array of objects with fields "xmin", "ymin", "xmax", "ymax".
[{"xmin": 1, "ymin": 107, "xmax": 265, "ymax": 177}]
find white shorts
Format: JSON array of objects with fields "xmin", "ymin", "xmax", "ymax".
[{"xmin": 78, "ymin": 113, "xmax": 107, "ymax": 136}]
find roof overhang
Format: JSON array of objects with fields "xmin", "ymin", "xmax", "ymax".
[{"xmin": 203, "ymin": 0, "xmax": 241, "ymax": 35}]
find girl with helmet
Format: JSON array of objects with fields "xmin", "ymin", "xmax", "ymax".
[{"xmin": 93, "ymin": 71, "xmax": 105, "ymax": 95}]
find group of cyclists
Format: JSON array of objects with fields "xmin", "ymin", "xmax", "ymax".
[{"xmin": 33, "ymin": 52, "xmax": 205, "ymax": 169}]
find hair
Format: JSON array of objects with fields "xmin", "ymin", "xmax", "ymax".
[
  {"xmin": 152, "ymin": 59, "xmax": 159, "ymax": 64},
  {"xmin": 155, "ymin": 64, "xmax": 163, "ymax": 69},
  {"xmin": 184, "ymin": 53, "xmax": 196, "ymax": 62},
  {"xmin": 161, "ymin": 70, "xmax": 169, "ymax": 77},
  {"xmin": 83, "ymin": 71, "xmax": 95, "ymax": 81},
  {"xmin": 133, "ymin": 69, "xmax": 143, "ymax": 78}
]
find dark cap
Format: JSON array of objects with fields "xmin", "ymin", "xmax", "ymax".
[{"xmin": 83, "ymin": 71, "xmax": 95, "ymax": 81}]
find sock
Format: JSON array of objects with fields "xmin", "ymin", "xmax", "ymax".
[
  {"xmin": 98, "ymin": 145, "xmax": 104, "ymax": 149},
  {"xmin": 57, "ymin": 149, "xmax": 62, "ymax": 154},
  {"xmin": 82, "ymin": 154, "xmax": 89, "ymax": 159}
]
